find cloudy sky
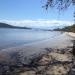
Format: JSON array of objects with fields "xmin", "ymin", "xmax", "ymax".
[{"xmin": 0, "ymin": 0, "xmax": 74, "ymax": 29}]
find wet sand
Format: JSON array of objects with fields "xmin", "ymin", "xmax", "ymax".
[{"xmin": 65, "ymin": 32, "xmax": 75, "ymax": 38}]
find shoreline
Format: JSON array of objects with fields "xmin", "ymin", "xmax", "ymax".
[
  {"xmin": 65, "ymin": 32, "xmax": 75, "ymax": 38},
  {"xmin": 0, "ymin": 31, "xmax": 74, "ymax": 51},
  {"xmin": 0, "ymin": 32, "xmax": 75, "ymax": 75}
]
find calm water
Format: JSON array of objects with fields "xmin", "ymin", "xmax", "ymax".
[
  {"xmin": 0, "ymin": 28, "xmax": 74, "ymax": 65},
  {"xmin": 0, "ymin": 28, "xmax": 62, "ymax": 49}
]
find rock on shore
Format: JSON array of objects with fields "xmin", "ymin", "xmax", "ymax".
[
  {"xmin": 20, "ymin": 47, "xmax": 75, "ymax": 75},
  {"xmin": 0, "ymin": 46, "xmax": 75, "ymax": 75}
]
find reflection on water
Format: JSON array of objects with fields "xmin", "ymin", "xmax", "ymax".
[{"xmin": 0, "ymin": 28, "xmax": 62, "ymax": 49}]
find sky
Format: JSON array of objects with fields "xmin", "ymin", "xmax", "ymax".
[{"xmin": 0, "ymin": 0, "xmax": 74, "ymax": 29}]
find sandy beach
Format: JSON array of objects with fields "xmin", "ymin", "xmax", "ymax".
[{"xmin": 65, "ymin": 32, "xmax": 75, "ymax": 38}]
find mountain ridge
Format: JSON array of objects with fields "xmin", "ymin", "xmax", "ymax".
[{"xmin": 0, "ymin": 22, "xmax": 31, "ymax": 29}]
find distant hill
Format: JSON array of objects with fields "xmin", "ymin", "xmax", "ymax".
[
  {"xmin": 54, "ymin": 24, "xmax": 75, "ymax": 32},
  {"xmin": 0, "ymin": 23, "xmax": 31, "ymax": 29}
]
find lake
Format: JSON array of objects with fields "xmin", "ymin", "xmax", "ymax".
[
  {"xmin": 0, "ymin": 28, "xmax": 62, "ymax": 49},
  {"xmin": 0, "ymin": 28, "xmax": 74, "ymax": 65}
]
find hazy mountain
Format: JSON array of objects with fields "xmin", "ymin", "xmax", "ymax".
[{"xmin": 0, "ymin": 23, "xmax": 31, "ymax": 29}]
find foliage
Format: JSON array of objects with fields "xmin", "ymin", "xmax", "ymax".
[
  {"xmin": 54, "ymin": 24, "xmax": 75, "ymax": 32},
  {"xmin": 44, "ymin": 0, "xmax": 75, "ymax": 10}
]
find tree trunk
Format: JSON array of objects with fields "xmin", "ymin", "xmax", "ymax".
[{"xmin": 73, "ymin": 40, "xmax": 75, "ymax": 55}]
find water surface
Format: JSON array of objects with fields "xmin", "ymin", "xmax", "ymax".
[
  {"xmin": 0, "ymin": 28, "xmax": 62, "ymax": 49},
  {"xmin": 0, "ymin": 28, "xmax": 74, "ymax": 65}
]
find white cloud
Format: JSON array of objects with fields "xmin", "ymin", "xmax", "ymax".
[{"xmin": 0, "ymin": 19, "xmax": 73, "ymax": 28}]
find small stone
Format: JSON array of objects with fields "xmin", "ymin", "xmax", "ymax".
[
  {"xmin": 48, "ymin": 52, "xmax": 72, "ymax": 62},
  {"xmin": 37, "ymin": 56, "xmax": 52, "ymax": 65},
  {"xmin": 37, "ymin": 66, "xmax": 46, "ymax": 72},
  {"xmin": 20, "ymin": 71, "xmax": 35, "ymax": 75}
]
